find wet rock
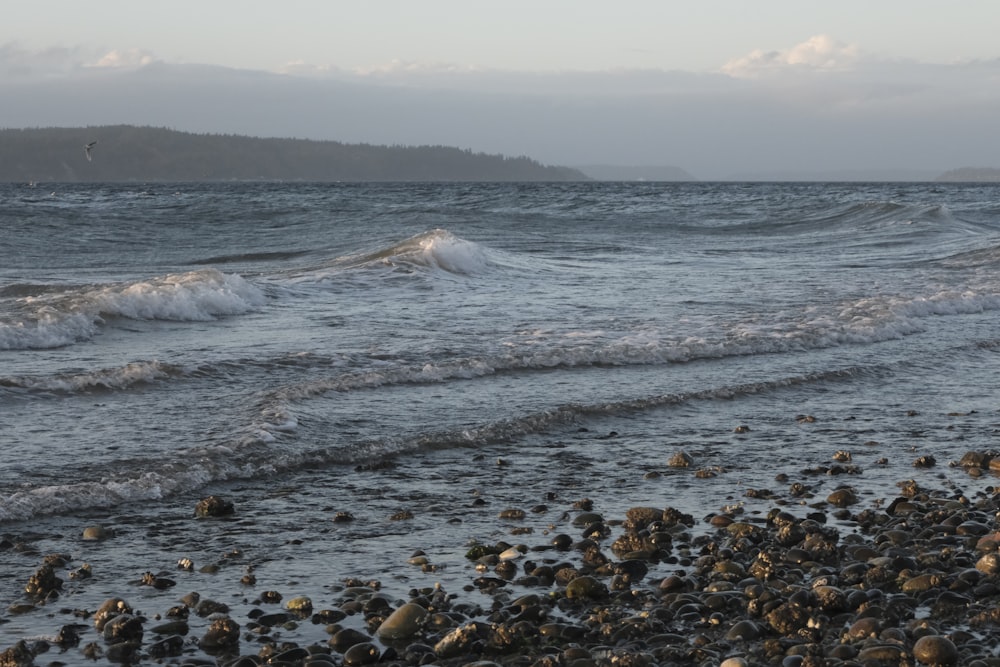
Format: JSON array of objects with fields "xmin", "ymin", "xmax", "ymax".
[
  {"xmin": 976, "ymin": 550, "xmax": 1000, "ymax": 575},
  {"xmin": 102, "ymin": 614, "xmax": 143, "ymax": 644},
  {"xmin": 376, "ymin": 602, "xmax": 428, "ymax": 640},
  {"xmin": 725, "ymin": 619, "xmax": 761, "ymax": 641},
  {"xmin": 194, "ymin": 495, "xmax": 234, "ymax": 518},
  {"xmin": 826, "ymin": 488, "xmax": 858, "ymax": 507},
  {"xmin": 0, "ymin": 640, "xmax": 34, "ymax": 667},
  {"xmin": 330, "ymin": 628, "xmax": 371, "ymax": 653},
  {"xmin": 199, "ymin": 617, "xmax": 240, "ymax": 653},
  {"xmin": 93, "ymin": 598, "xmax": 132, "ymax": 632},
  {"xmin": 81, "ymin": 525, "xmax": 112, "ymax": 541},
  {"xmin": 195, "ymin": 598, "xmax": 230, "ymax": 617},
  {"xmin": 720, "ymin": 659, "xmax": 749, "ymax": 667},
  {"xmin": 912, "ymin": 635, "xmax": 959, "ymax": 666},
  {"xmin": 24, "ymin": 563, "xmax": 62, "ymax": 600},
  {"xmin": 765, "ymin": 602, "xmax": 809, "ymax": 635},
  {"xmin": 433, "ymin": 622, "xmax": 497, "ymax": 659},
  {"xmin": 668, "ymin": 450, "xmax": 693, "ymax": 467},
  {"xmin": 343, "ymin": 642, "xmax": 380, "ymax": 666},
  {"xmin": 105, "ymin": 641, "xmax": 140, "ymax": 663},
  {"xmin": 857, "ymin": 644, "xmax": 904, "ymax": 663},
  {"xmin": 285, "ymin": 595, "xmax": 313, "ymax": 615},
  {"xmin": 564, "ymin": 575, "xmax": 608, "ymax": 600},
  {"xmin": 147, "ymin": 634, "xmax": 184, "ymax": 659},
  {"xmin": 150, "ymin": 620, "xmax": 188, "ymax": 636}
]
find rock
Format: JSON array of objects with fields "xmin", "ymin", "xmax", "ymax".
[
  {"xmin": 329, "ymin": 628, "xmax": 371, "ymax": 653},
  {"xmin": 857, "ymin": 645, "xmax": 903, "ymax": 662},
  {"xmin": 147, "ymin": 635, "xmax": 184, "ymax": 659},
  {"xmin": 913, "ymin": 635, "xmax": 959, "ymax": 666},
  {"xmin": 150, "ymin": 620, "xmax": 189, "ymax": 636},
  {"xmin": 93, "ymin": 598, "xmax": 132, "ymax": 632},
  {"xmin": 194, "ymin": 495, "xmax": 234, "ymax": 518},
  {"xmin": 564, "ymin": 575, "xmax": 608, "ymax": 600},
  {"xmin": 976, "ymin": 553, "xmax": 1000, "ymax": 575},
  {"xmin": 195, "ymin": 599, "xmax": 230, "ymax": 617},
  {"xmin": 844, "ymin": 617, "xmax": 880, "ymax": 642},
  {"xmin": 434, "ymin": 623, "xmax": 489, "ymax": 659},
  {"xmin": 81, "ymin": 526, "xmax": 111, "ymax": 541},
  {"xmin": 668, "ymin": 450, "xmax": 693, "ymax": 467},
  {"xmin": 199, "ymin": 617, "xmax": 240, "ymax": 653},
  {"xmin": 102, "ymin": 614, "xmax": 143, "ymax": 643},
  {"xmin": 725, "ymin": 620, "xmax": 761, "ymax": 641},
  {"xmin": 826, "ymin": 488, "xmax": 858, "ymax": 507},
  {"xmin": 0, "ymin": 640, "xmax": 34, "ymax": 667},
  {"xmin": 765, "ymin": 602, "xmax": 809, "ymax": 635},
  {"xmin": 285, "ymin": 596, "xmax": 313, "ymax": 615},
  {"xmin": 812, "ymin": 586, "xmax": 847, "ymax": 612},
  {"xmin": 105, "ymin": 641, "xmax": 140, "ymax": 663},
  {"xmin": 24, "ymin": 563, "xmax": 62, "ymax": 600},
  {"xmin": 343, "ymin": 642, "xmax": 380, "ymax": 666},
  {"xmin": 376, "ymin": 602, "xmax": 429, "ymax": 640},
  {"xmin": 959, "ymin": 451, "xmax": 992, "ymax": 468},
  {"xmin": 720, "ymin": 658, "xmax": 749, "ymax": 667}
]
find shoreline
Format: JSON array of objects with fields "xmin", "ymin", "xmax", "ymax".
[{"xmin": 4, "ymin": 451, "xmax": 1000, "ymax": 667}]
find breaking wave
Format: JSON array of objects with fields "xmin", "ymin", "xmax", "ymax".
[{"xmin": 0, "ymin": 269, "xmax": 265, "ymax": 350}]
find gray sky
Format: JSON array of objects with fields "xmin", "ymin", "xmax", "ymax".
[{"xmin": 3, "ymin": 1, "xmax": 999, "ymax": 178}]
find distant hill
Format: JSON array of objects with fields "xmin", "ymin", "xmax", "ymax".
[
  {"xmin": 576, "ymin": 165, "xmax": 696, "ymax": 181},
  {"xmin": 0, "ymin": 125, "xmax": 587, "ymax": 183},
  {"xmin": 936, "ymin": 167, "xmax": 1000, "ymax": 182}
]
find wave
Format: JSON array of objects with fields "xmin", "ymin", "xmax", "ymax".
[
  {"xmin": 277, "ymin": 229, "xmax": 494, "ymax": 286},
  {"xmin": 0, "ymin": 269, "xmax": 265, "ymax": 350},
  {"xmin": 0, "ymin": 360, "xmax": 182, "ymax": 395},
  {"xmin": 246, "ymin": 283, "xmax": 1000, "ymax": 411},
  {"xmin": 0, "ymin": 365, "xmax": 868, "ymax": 523}
]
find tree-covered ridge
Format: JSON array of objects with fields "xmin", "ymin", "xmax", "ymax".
[{"xmin": 0, "ymin": 126, "xmax": 587, "ymax": 182}]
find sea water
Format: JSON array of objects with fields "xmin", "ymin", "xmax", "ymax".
[{"xmin": 2, "ymin": 181, "xmax": 1000, "ymax": 651}]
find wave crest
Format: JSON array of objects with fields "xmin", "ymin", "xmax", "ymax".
[{"xmin": 0, "ymin": 269, "xmax": 265, "ymax": 350}]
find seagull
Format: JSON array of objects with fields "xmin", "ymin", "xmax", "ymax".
[{"xmin": 84, "ymin": 141, "xmax": 98, "ymax": 162}]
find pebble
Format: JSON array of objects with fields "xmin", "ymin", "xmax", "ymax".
[
  {"xmin": 913, "ymin": 635, "xmax": 959, "ymax": 666},
  {"xmin": 375, "ymin": 602, "xmax": 428, "ymax": 640},
  {"xmin": 10, "ymin": 448, "xmax": 1000, "ymax": 667}
]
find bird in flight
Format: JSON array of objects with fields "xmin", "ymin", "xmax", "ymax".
[{"xmin": 84, "ymin": 141, "xmax": 98, "ymax": 162}]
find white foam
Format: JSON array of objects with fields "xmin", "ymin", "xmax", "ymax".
[
  {"xmin": 0, "ymin": 269, "xmax": 265, "ymax": 350},
  {"xmin": 3, "ymin": 360, "xmax": 176, "ymax": 393},
  {"xmin": 413, "ymin": 229, "xmax": 489, "ymax": 274}
]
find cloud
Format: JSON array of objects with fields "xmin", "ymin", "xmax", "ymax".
[
  {"xmin": 0, "ymin": 43, "xmax": 160, "ymax": 80},
  {"xmin": 722, "ymin": 35, "xmax": 862, "ymax": 78},
  {"xmin": 88, "ymin": 48, "xmax": 159, "ymax": 69},
  {"xmin": 0, "ymin": 42, "xmax": 94, "ymax": 78}
]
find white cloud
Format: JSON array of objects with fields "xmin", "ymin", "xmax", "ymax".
[
  {"xmin": 722, "ymin": 35, "xmax": 862, "ymax": 78},
  {"xmin": 88, "ymin": 48, "xmax": 159, "ymax": 69}
]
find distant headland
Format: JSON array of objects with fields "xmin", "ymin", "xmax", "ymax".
[{"xmin": 0, "ymin": 126, "xmax": 587, "ymax": 183}]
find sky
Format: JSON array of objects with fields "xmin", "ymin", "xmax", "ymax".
[{"xmin": 3, "ymin": 1, "xmax": 1000, "ymax": 178}]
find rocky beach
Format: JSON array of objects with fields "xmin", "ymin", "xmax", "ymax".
[{"xmin": 5, "ymin": 432, "xmax": 1000, "ymax": 667}]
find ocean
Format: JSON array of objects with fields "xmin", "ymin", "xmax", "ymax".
[{"xmin": 2, "ymin": 181, "xmax": 1000, "ymax": 659}]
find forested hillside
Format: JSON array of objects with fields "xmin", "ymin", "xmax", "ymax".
[{"xmin": 0, "ymin": 126, "xmax": 587, "ymax": 182}]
